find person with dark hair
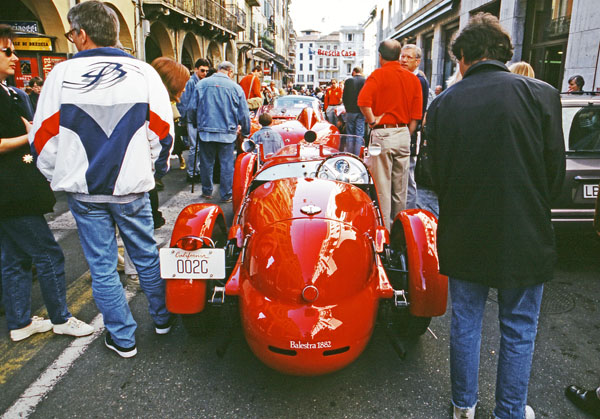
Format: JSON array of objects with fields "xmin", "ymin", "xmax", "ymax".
[
  {"xmin": 187, "ymin": 61, "xmax": 250, "ymax": 202},
  {"xmin": 342, "ymin": 68, "xmax": 366, "ymax": 155},
  {"xmin": 30, "ymin": 1, "xmax": 174, "ymax": 358},
  {"xmin": 27, "ymin": 76, "xmax": 43, "ymax": 112},
  {"xmin": 250, "ymin": 112, "xmax": 284, "ymax": 155},
  {"xmin": 178, "ymin": 57, "xmax": 210, "ymax": 182},
  {"xmin": 0, "ymin": 24, "xmax": 94, "ymax": 342},
  {"xmin": 239, "ymin": 65, "xmax": 263, "ymax": 110},
  {"xmin": 425, "ymin": 13, "xmax": 565, "ymax": 419},
  {"xmin": 357, "ymin": 39, "xmax": 423, "ymax": 229},
  {"xmin": 568, "ymin": 75, "xmax": 585, "ymax": 93}
]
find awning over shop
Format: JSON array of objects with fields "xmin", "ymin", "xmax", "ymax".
[{"xmin": 390, "ymin": 0, "xmax": 454, "ymax": 40}]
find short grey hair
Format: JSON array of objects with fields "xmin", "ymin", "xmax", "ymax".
[
  {"xmin": 67, "ymin": 0, "xmax": 118, "ymax": 47},
  {"xmin": 218, "ymin": 61, "xmax": 234, "ymax": 72},
  {"xmin": 402, "ymin": 44, "xmax": 422, "ymax": 59}
]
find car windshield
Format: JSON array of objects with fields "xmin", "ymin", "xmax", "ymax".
[
  {"xmin": 563, "ymin": 104, "xmax": 600, "ymax": 151},
  {"xmin": 273, "ymin": 96, "xmax": 317, "ymax": 109}
]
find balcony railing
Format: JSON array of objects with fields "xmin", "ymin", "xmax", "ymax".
[
  {"xmin": 145, "ymin": 0, "xmax": 238, "ymax": 34},
  {"xmin": 227, "ymin": 5, "xmax": 246, "ymax": 31}
]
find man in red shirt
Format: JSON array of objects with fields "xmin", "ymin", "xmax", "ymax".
[
  {"xmin": 358, "ymin": 39, "xmax": 422, "ymax": 229},
  {"xmin": 324, "ymin": 79, "xmax": 343, "ymax": 124},
  {"xmin": 239, "ymin": 66, "xmax": 263, "ymax": 110}
]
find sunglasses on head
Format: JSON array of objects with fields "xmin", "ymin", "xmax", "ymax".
[{"xmin": 1, "ymin": 47, "xmax": 14, "ymax": 57}]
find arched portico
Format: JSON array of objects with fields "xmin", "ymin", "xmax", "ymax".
[
  {"xmin": 146, "ymin": 21, "xmax": 174, "ymax": 63},
  {"xmin": 181, "ymin": 32, "xmax": 201, "ymax": 70},
  {"xmin": 206, "ymin": 41, "xmax": 222, "ymax": 67}
]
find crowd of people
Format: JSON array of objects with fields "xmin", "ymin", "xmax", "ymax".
[{"xmin": 0, "ymin": 1, "xmax": 597, "ymax": 417}]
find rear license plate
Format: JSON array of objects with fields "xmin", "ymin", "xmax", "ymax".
[
  {"xmin": 583, "ymin": 184, "xmax": 599, "ymax": 199},
  {"xmin": 159, "ymin": 248, "xmax": 225, "ymax": 279}
]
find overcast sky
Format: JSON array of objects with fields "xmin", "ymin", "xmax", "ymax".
[{"xmin": 289, "ymin": 0, "xmax": 375, "ymax": 34}]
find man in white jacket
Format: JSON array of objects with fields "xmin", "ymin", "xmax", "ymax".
[{"xmin": 29, "ymin": 1, "xmax": 174, "ymax": 358}]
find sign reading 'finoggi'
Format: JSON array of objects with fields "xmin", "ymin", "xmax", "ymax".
[{"xmin": 316, "ymin": 49, "xmax": 356, "ymax": 57}]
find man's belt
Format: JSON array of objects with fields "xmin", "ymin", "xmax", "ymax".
[{"xmin": 372, "ymin": 123, "xmax": 407, "ymax": 129}]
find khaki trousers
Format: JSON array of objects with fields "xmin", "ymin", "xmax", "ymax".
[{"xmin": 367, "ymin": 127, "xmax": 411, "ymax": 229}]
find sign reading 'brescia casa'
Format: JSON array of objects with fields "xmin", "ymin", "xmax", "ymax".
[{"xmin": 316, "ymin": 49, "xmax": 356, "ymax": 57}]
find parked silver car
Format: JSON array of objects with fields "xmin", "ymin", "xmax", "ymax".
[{"xmin": 552, "ymin": 92, "xmax": 600, "ymax": 228}]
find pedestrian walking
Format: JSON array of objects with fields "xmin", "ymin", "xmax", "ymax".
[
  {"xmin": 342, "ymin": 67, "xmax": 366, "ymax": 155},
  {"xmin": 0, "ymin": 24, "xmax": 93, "ymax": 342},
  {"xmin": 239, "ymin": 66, "xmax": 263, "ymax": 110},
  {"xmin": 187, "ymin": 61, "xmax": 250, "ymax": 202},
  {"xmin": 357, "ymin": 39, "xmax": 423, "ymax": 229},
  {"xmin": 399, "ymin": 44, "xmax": 430, "ymax": 209},
  {"xmin": 425, "ymin": 13, "xmax": 565, "ymax": 419},
  {"xmin": 178, "ymin": 58, "xmax": 210, "ymax": 183},
  {"xmin": 29, "ymin": 1, "xmax": 174, "ymax": 358}
]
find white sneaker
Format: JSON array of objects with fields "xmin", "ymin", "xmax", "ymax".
[
  {"xmin": 453, "ymin": 405, "xmax": 475, "ymax": 419},
  {"xmin": 53, "ymin": 316, "xmax": 94, "ymax": 337},
  {"xmin": 525, "ymin": 405, "xmax": 535, "ymax": 419},
  {"xmin": 10, "ymin": 316, "xmax": 52, "ymax": 341}
]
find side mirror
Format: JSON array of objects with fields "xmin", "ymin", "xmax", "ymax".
[
  {"xmin": 366, "ymin": 143, "xmax": 381, "ymax": 157},
  {"xmin": 241, "ymin": 139, "xmax": 256, "ymax": 153}
]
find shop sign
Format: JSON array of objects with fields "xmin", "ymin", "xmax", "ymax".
[
  {"xmin": 316, "ymin": 49, "xmax": 356, "ymax": 57},
  {"xmin": 0, "ymin": 21, "xmax": 39, "ymax": 33},
  {"xmin": 14, "ymin": 37, "xmax": 52, "ymax": 51}
]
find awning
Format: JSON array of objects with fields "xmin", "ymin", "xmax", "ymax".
[{"xmin": 390, "ymin": 0, "xmax": 454, "ymax": 40}]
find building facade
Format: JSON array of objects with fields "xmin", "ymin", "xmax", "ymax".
[
  {"xmin": 374, "ymin": 0, "xmax": 600, "ymax": 92},
  {"xmin": 2, "ymin": 0, "xmax": 294, "ymax": 89},
  {"xmin": 295, "ymin": 27, "xmax": 370, "ymax": 90}
]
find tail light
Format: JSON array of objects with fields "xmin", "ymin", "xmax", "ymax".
[{"xmin": 174, "ymin": 235, "xmax": 215, "ymax": 251}]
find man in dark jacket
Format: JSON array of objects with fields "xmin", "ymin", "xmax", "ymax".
[
  {"xmin": 342, "ymin": 67, "xmax": 366, "ymax": 155},
  {"xmin": 425, "ymin": 13, "xmax": 565, "ymax": 419}
]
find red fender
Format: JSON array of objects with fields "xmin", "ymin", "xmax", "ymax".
[
  {"xmin": 232, "ymin": 152, "xmax": 257, "ymax": 215},
  {"xmin": 165, "ymin": 203, "xmax": 226, "ymax": 314},
  {"xmin": 393, "ymin": 209, "xmax": 448, "ymax": 317}
]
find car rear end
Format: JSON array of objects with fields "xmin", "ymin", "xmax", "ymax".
[{"xmin": 552, "ymin": 93, "xmax": 600, "ymax": 229}]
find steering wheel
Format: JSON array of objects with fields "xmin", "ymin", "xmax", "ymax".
[{"xmin": 315, "ymin": 153, "xmax": 371, "ymax": 184}]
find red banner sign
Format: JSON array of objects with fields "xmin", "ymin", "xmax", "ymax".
[{"xmin": 316, "ymin": 49, "xmax": 356, "ymax": 57}]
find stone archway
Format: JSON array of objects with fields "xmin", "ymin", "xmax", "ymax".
[
  {"xmin": 181, "ymin": 32, "xmax": 201, "ymax": 70},
  {"xmin": 18, "ymin": 0, "xmax": 69, "ymax": 52},
  {"xmin": 104, "ymin": 4, "xmax": 134, "ymax": 53},
  {"xmin": 145, "ymin": 21, "xmax": 174, "ymax": 63},
  {"xmin": 224, "ymin": 40, "xmax": 235, "ymax": 65},
  {"xmin": 206, "ymin": 41, "xmax": 222, "ymax": 67}
]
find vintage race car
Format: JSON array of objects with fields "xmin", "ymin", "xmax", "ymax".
[
  {"xmin": 250, "ymin": 95, "xmax": 338, "ymax": 149},
  {"xmin": 160, "ymin": 131, "xmax": 448, "ymax": 376}
]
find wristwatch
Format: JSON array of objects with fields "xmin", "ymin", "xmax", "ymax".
[{"xmin": 368, "ymin": 121, "xmax": 376, "ymax": 127}]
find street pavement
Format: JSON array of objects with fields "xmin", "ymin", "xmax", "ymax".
[{"xmin": 0, "ymin": 162, "xmax": 598, "ymax": 418}]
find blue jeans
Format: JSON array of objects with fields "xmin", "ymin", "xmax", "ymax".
[
  {"xmin": 345, "ymin": 112, "xmax": 365, "ymax": 155},
  {"xmin": 185, "ymin": 124, "xmax": 201, "ymax": 177},
  {"xmin": 0, "ymin": 215, "xmax": 71, "ymax": 330},
  {"xmin": 198, "ymin": 140, "xmax": 235, "ymax": 200},
  {"xmin": 68, "ymin": 194, "xmax": 169, "ymax": 347},
  {"xmin": 450, "ymin": 278, "xmax": 544, "ymax": 418}
]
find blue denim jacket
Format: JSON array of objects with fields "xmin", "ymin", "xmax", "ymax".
[
  {"xmin": 187, "ymin": 73, "xmax": 250, "ymax": 143},
  {"xmin": 176, "ymin": 73, "xmax": 199, "ymax": 123}
]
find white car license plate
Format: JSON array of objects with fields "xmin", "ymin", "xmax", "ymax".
[
  {"xmin": 160, "ymin": 248, "xmax": 225, "ymax": 279},
  {"xmin": 583, "ymin": 184, "xmax": 599, "ymax": 199}
]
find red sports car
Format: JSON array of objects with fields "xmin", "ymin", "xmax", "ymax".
[{"xmin": 160, "ymin": 131, "xmax": 447, "ymax": 376}]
